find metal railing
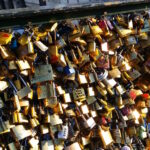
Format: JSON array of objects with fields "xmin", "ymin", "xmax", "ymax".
[{"xmin": 0, "ymin": 0, "xmax": 147, "ymax": 10}]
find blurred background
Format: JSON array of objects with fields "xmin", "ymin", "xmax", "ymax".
[{"xmin": 0, "ymin": 0, "xmax": 146, "ymax": 10}]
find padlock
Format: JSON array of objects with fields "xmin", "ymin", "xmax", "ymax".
[
  {"xmin": 48, "ymin": 45, "xmax": 59, "ymax": 60},
  {"xmin": 101, "ymin": 42, "xmax": 108, "ymax": 52},
  {"xmin": 65, "ymin": 109, "xmax": 76, "ymax": 117},
  {"xmin": 88, "ymin": 41, "xmax": 96, "ymax": 52},
  {"xmin": 56, "ymin": 86, "xmax": 65, "ymax": 95},
  {"xmin": 54, "ymin": 139, "xmax": 64, "ymax": 150},
  {"xmin": 63, "ymin": 93, "xmax": 72, "ymax": 103},
  {"xmin": 87, "ymin": 87, "xmax": 95, "ymax": 97},
  {"xmin": 0, "ymin": 81, "xmax": 9, "ymax": 92},
  {"xmin": 98, "ymin": 126, "xmax": 113, "ymax": 148},
  {"xmin": 16, "ymin": 59, "xmax": 30, "ymax": 71},
  {"xmin": 58, "ymin": 54, "xmax": 67, "ymax": 67},
  {"xmin": 116, "ymin": 84, "xmax": 126, "ymax": 95},
  {"xmin": 10, "ymin": 86, "xmax": 21, "ymax": 112},
  {"xmin": 28, "ymin": 38, "xmax": 34, "ymax": 54},
  {"xmin": 111, "ymin": 123, "xmax": 122, "ymax": 144},
  {"xmin": 96, "ymin": 86, "xmax": 107, "ymax": 96},
  {"xmin": 116, "ymin": 15, "xmax": 127, "ymax": 27},
  {"xmin": 45, "ymin": 82, "xmax": 58, "ymax": 108},
  {"xmin": 31, "ymin": 106, "xmax": 38, "ymax": 118},
  {"xmin": 0, "ymin": 46, "xmax": 13, "ymax": 60},
  {"xmin": 41, "ymin": 140, "xmax": 54, "ymax": 150},
  {"xmin": 99, "ymin": 19, "xmax": 111, "ymax": 36},
  {"xmin": 40, "ymin": 125, "xmax": 49, "ymax": 135},
  {"xmin": 90, "ymin": 24, "xmax": 103, "ymax": 35},
  {"xmin": 96, "ymin": 54, "xmax": 110, "ymax": 69},
  {"xmin": 8, "ymin": 143, "xmax": 17, "ymax": 150},
  {"xmin": 81, "ymin": 137, "xmax": 90, "ymax": 146},
  {"xmin": 11, "ymin": 125, "xmax": 32, "ymax": 140},
  {"xmin": 58, "ymin": 124, "xmax": 69, "ymax": 140},
  {"xmin": 18, "ymin": 34, "xmax": 28, "ymax": 46},
  {"xmin": 53, "ymin": 102, "xmax": 63, "ymax": 114},
  {"xmin": 14, "ymin": 73, "xmax": 31, "ymax": 99},
  {"xmin": 88, "ymin": 73, "xmax": 95, "ymax": 83},
  {"xmin": 30, "ymin": 64, "xmax": 53, "ymax": 84},
  {"xmin": 28, "ymin": 137, "xmax": 39, "ymax": 148},
  {"xmin": 127, "ymin": 126, "xmax": 136, "ymax": 137},
  {"xmin": 69, "ymin": 29, "xmax": 82, "ymax": 41},
  {"xmin": 50, "ymin": 114, "xmax": 63, "ymax": 126},
  {"xmin": 139, "ymin": 126, "xmax": 147, "ymax": 139},
  {"xmin": 78, "ymin": 73, "xmax": 88, "ymax": 84},
  {"xmin": 0, "ymin": 118, "xmax": 9, "ymax": 134},
  {"xmin": 113, "ymin": 21, "xmax": 132, "ymax": 38},
  {"xmin": 81, "ymin": 104, "xmax": 89, "ymax": 114},
  {"xmin": 125, "ymin": 36, "xmax": 137, "ymax": 46},
  {"xmin": 8, "ymin": 60, "xmax": 17, "ymax": 70},
  {"xmin": 73, "ymin": 88, "xmax": 86, "ymax": 101},
  {"xmin": 30, "ymin": 118, "xmax": 39, "ymax": 128},
  {"xmin": 0, "ymin": 32, "xmax": 12, "ymax": 45},
  {"xmin": 77, "ymin": 107, "xmax": 96, "ymax": 129},
  {"xmin": 34, "ymin": 41, "xmax": 48, "ymax": 52},
  {"xmin": 65, "ymin": 142, "xmax": 82, "ymax": 150},
  {"xmin": 81, "ymin": 24, "xmax": 90, "ymax": 35}
]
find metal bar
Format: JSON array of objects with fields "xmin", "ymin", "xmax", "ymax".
[{"xmin": 0, "ymin": 1, "xmax": 149, "ymax": 29}]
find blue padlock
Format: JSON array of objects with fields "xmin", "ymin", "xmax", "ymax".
[{"xmin": 64, "ymin": 66, "xmax": 75, "ymax": 75}]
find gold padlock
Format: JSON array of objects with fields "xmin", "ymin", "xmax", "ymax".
[
  {"xmin": 90, "ymin": 25, "xmax": 103, "ymax": 35},
  {"xmin": 0, "ymin": 32, "xmax": 12, "ymax": 45},
  {"xmin": 28, "ymin": 38, "xmax": 34, "ymax": 54},
  {"xmin": 0, "ymin": 46, "xmax": 13, "ymax": 59},
  {"xmin": 18, "ymin": 34, "xmax": 28, "ymax": 46},
  {"xmin": 12, "ymin": 112, "xmax": 18, "ymax": 124},
  {"xmin": 98, "ymin": 125, "xmax": 113, "ymax": 148},
  {"xmin": 31, "ymin": 106, "xmax": 38, "ymax": 118},
  {"xmin": 12, "ymin": 95, "xmax": 21, "ymax": 112}
]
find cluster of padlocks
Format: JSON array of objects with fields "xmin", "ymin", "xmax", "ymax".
[{"xmin": 0, "ymin": 11, "xmax": 150, "ymax": 150}]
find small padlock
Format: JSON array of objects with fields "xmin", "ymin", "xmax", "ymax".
[{"xmin": 98, "ymin": 126, "xmax": 113, "ymax": 148}]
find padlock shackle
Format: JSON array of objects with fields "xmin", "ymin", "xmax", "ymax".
[
  {"xmin": 14, "ymin": 73, "xmax": 27, "ymax": 87},
  {"xmin": 7, "ymin": 78, "xmax": 18, "ymax": 94}
]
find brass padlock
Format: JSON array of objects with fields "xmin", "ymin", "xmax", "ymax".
[
  {"xmin": 18, "ymin": 34, "xmax": 28, "ymax": 46},
  {"xmin": 11, "ymin": 125, "xmax": 32, "ymax": 140},
  {"xmin": 50, "ymin": 114, "xmax": 63, "ymax": 126},
  {"xmin": 73, "ymin": 88, "xmax": 86, "ymax": 101},
  {"xmin": 0, "ymin": 32, "xmax": 12, "ymax": 45},
  {"xmin": 98, "ymin": 126, "xmax": 113, "ymax": 148},
  {"xmin": 78, "ymin": 73, "xmax": 88, "ymax": 84},
  {"xmin": 63, "ymin": 93, "xmax": 72, "ymax": 103},
  {"xmin": 28, "ymin": 38, "xmax": 34, "ymax": 54},
  {"xmin": 16, "ymin": 59, "xmax": 30, "ymax": 71},
  {"xmin": 30, "ymin": 118, "xmax": 39, "ymax": 128},
  {"xmin": 31, "ymin": 106, "xmax": 38, "ymax": 118},
  {"xmin": 0, "ymin": 81, "xmax": 9, "ymax": 92},
  {"xmin": 90, "ymin": 24, "xmax": 103, "ymax": 35}
]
